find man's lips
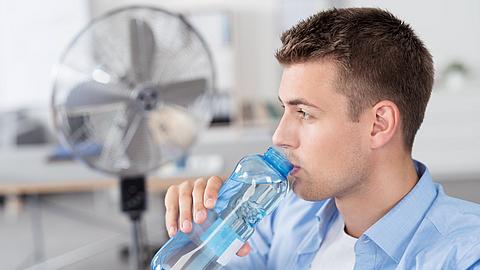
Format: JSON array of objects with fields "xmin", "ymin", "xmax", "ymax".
[
  {"xmin": 290, "ymin": 165, "xmax": 301, "ymax": 175},
  {"xmin": 284, "ymin": 151, "xmax": 300, "ymax": 175}
]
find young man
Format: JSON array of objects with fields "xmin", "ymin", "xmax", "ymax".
[{"xmin": 164, "ymin": 8, "xmax": 480, "ymax": 269}]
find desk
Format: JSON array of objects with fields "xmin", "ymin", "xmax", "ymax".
[
  {"xmin": 0, "ymin": 125, "xmax": 274, "ymax": 196},
  {"xmin": 0, "ymin": 146, "xmax": 226, "ymax": 196},
  {"xmin": 0, "ymin": 126, "xmax": 273, "ymax": 269},
  {"xmin": 0, "ymin": 145, "xmax": 225, "ymax": 269}
]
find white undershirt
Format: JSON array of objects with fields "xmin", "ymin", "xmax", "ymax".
[{"xmin": 310, "ymin": 215, "xmax": 357, "ymax": 269}]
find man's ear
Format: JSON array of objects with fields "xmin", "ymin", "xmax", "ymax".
[{"xmin": 370, "ymin": 100, "xmax": 400, "ymax": 149}]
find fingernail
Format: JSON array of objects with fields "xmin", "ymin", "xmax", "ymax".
[
  {"xmin": 182, "ymin": 220, "xmax": 191, "ymax": 231},
  {"xmin": 195, "ymin": 210, "xmax": 206, "ymax": 222},
  {"xmin": 168, "ymin": 226, "xmax": 176, "ymax": 237},
  {"xmin": 205, "ymin": 198, "xmax": 214, "ymax": 208}
]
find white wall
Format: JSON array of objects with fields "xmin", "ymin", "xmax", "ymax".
[
  {"xmin": 1, "ymin": 0, "xmax": 479, "ymax": 178},
  {"xmin": 0, "ymin": 0, "xmax": 89, "ymax": 111},
  {"xmin": 1, "ymin": 0, "xmax": 479, "ymax": 109}
]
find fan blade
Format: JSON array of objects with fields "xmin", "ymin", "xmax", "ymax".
[
  {"xmin": 129, "ymin": 18, "xmax": 156, "ymax": 82},
  {"xmin": 96, "ymin": 108, "xmax": 133, "ymax": 170},
  {"xmin": 65, "ymin": 80, "xmax": 131, "ymax": 113},
  {"xmin": 156, "ymin": 78, "xmax": 207, "ymax": 108},
  {"xmin": 124, "ymin": 116, "xmax": 155, "ymax": 167}
]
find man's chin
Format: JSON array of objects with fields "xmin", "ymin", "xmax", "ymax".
[
  {"xmin": 295, "ymin": 192, "xmax": 331, "ymax": 201},
  {"xmin": 291, "ymin": 181, "xmax": 331, "ymax": 201}
]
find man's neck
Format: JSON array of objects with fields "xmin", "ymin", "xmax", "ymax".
[{"xmin": 335, "ymin": 155, "xmax": 419, "ymax": 238}]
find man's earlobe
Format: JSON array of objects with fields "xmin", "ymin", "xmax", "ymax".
[{"xmin": 370, "ymin": 101, "xmax": 399, "ymax": 149}]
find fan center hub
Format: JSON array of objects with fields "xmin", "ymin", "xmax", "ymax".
[{"xmin": 135, "ymin": 86, "xmax": 158, "ymax": 111}]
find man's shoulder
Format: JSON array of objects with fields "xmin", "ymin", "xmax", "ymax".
[
  {"xmin": 426, "ymin": 187, "xmax": 480, "ymax": 237},
  {"xmin": 404, "ymin": 188, "xmax": 480, "ymax": 268}
]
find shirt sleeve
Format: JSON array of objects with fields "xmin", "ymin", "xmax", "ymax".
[{"xmin": 222, "ymin": 207, "xmax": 277, "ymax": 269}]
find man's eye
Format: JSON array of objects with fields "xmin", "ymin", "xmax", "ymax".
[{"xmin": 297, "ymin": 109, "xmax": 311, "ymax": 120}]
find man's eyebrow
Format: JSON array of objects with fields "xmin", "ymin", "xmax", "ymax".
[{"xmin": 278, "ymin": 96, "xmax": 321, "ymax": 109}]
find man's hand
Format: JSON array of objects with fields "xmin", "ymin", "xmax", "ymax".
[{"xmin": 164, "ymin": 176, "xmax": 251, "ymax": 257}]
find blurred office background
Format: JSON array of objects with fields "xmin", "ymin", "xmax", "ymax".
[{"xmin": 0, "ymin": 0, "xmax": 479, "ymax": 269}]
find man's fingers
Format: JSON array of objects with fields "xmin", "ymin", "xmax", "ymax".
[
  {"xmin": 178, "ymin": 181, "xmax": 194, "ymax": 233},
  {"xmin": 236, "ymin": 243, "xmax": 251, "ymax": 257},
  {"xmin": 204, "ymin": 176, "xmax": 224, "ymax": 209},
  {"xmin": 164, "ymin": 185, "xmax": 179, "ymax": 237},
  {"xmin": 193, "ymin": 178, "xmax": 208, "ymax": 224},
  {"xmin": 164, "ymin": 176, "xmax": 225, "ymax": 238}
]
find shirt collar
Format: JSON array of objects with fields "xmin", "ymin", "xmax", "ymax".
[
  {"xmin": 315, "ymin": 197, "xmax": 337, "ymax": 220},
  {"xmin": 363, "ymin": 160, "xmax": 438, "ymax": 263},
  {"xmin": 295, "ymin": 198, "xmax": 338, "ymax": 255}
]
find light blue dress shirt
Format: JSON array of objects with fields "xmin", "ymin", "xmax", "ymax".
[{"xmin": 226, "ymin": 161, "xmax": 480, "ymax": 269}]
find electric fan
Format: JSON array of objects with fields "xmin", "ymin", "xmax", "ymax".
[{"xmin": 51, "ymin": 6, "xmax": 216, "ymax": 270}]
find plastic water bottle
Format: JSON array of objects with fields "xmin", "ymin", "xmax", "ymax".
[{"xmin": 151, "ymin": 147, "xmax": 293, "ymax": 270}]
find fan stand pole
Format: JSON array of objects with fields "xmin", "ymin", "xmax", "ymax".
[{"xmin": 120, "ymin": 176, "xmax": 147, "ymax": 270}]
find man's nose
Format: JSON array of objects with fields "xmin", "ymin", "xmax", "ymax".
[{"xmin": 272, "ymin": 114, "xmax": 299, "ymax": 149}]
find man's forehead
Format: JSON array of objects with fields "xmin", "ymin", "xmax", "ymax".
[
  {"xmin": 278, "ymin": 61, "xmax": 340, "ymax": 108},
  {"xmin": 280, "ymin": 61, "xmax": 338, "ymax": 87}
]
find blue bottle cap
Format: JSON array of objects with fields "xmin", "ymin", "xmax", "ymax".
[{"xmin": 264, "ymin": 147, "xmax": 293, "ymax": 178}]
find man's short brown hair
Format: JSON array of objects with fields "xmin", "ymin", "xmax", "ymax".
[{"xmin": 275, "ymin": 8, "xmax": 434, "ymax": 150}]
